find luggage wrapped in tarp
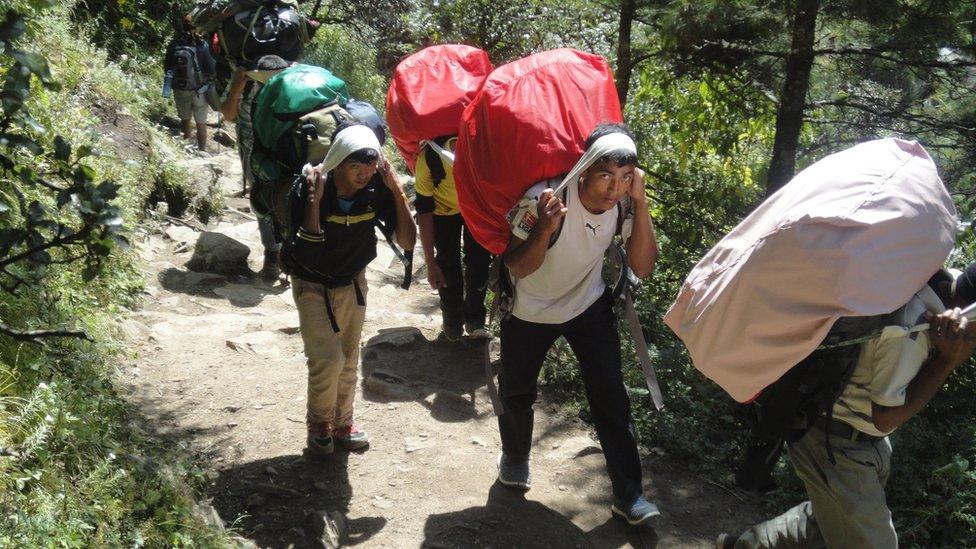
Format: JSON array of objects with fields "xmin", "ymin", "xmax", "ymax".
[
  {"xmin": 216, "ymin": 3, "xmax": 310, "ymax": 66},
  {"xmin": 386, "ymin": 45, "xmax": 492, "ymax": 173},
  {"xmin": 252, "ymin": 64, "xmax": 350, "ymax": 154},
  {"xmin": 663, "ymin": 138, "xmax": 957, "ymax": 403},
  {"xmin": 453, "ymin": 48, "xmax": 622, "ymax": 254}
]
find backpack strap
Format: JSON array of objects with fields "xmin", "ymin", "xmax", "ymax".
[
  {"xmin": 370, "ymin": 185, "xmax": 413, "ymax": 290},
  {"xmin": 606, "ymin": 243, "xmax": 664, "ymax": 411},
  {"xmin": 240, "ymin": 6, "xmax": 265, "ymax": 64},
  {"xmin": 615, "ymin": 199, "xmax": 625, "ymax": 237},
  {"xmin": 423, "ymin": 136, "xmax": 453, "ymax": 187}
]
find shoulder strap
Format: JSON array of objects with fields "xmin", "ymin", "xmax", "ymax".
[
  {"xmin": 615, "ymin": 199, "xmax": 625, "ymax": 237},
  {"xmin": 369, "ymin": 184, "xmax": 413, "ymax": 290}
]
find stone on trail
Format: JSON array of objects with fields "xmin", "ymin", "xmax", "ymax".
[
  {"xmin": 119, "ymin": 319, "xmax": 150, "ymax": 342},
  {"xmin": 364, "ymin": 327, "xmax": 422, "ymax": 348},
  {"xmin": 192, "ymin": 503, "xmax": 225, "ymax": 533},
  {"xmin": 186, "ymin": 231, "xmax": 251, "ymax": 276},
  {"xmin": 363, "ymin": 370, "xmax": 415, "ymax": 400},
  {"xmin": 546, "ymin": 436, "xmax": 602, "ymax": 461},
  {"xmin": 226, "ymin": 331, "xmax": 281, "ymax": 355},
  {"xmin": 164, "ymin": 225, "xmax": 200, "ymax": 247}
]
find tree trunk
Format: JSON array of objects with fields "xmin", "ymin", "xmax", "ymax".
[
  {"xmin": 766, "ymin": 0, "xmax": 819, "ymax": 195},
  {"xmin": 615, "ymin": 0, "xmax": 636, "ymax": 105}
]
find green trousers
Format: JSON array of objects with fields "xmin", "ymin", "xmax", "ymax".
[{"xmin": 736, "ymin": 425, "xmax": 896, "ymax": 549}]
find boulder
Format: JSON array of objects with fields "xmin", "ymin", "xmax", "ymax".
[{"xmin": 186, "ymin": 232, "xmax": 252, "ymax": 276}]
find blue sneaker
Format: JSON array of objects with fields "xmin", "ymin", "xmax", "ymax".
[
  {"xmin": 611, "ymin": 494, "xmax": 661, "ymax": 526},
  {"xmin": 497, "ymin": 453, "xmax": 531, "ymax": 490}
]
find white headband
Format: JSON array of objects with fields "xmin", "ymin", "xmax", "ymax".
[
  {"xmin": 317, "ymin": 125, "xmax": 383, "ymax": 174},
  {"xmin": 552, "ymin": 132, "xmax": 638, "ymax": 194}
]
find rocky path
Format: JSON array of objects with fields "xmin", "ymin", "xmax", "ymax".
[{"xmin": 120, "ymin": 131, "xmax": 764, "ymax": 548}]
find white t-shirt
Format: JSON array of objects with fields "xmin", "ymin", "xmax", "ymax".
[
  {"xmin": 506, "ymin": 178, "xmax": 633, "ymax": 324},
  {"xmin": 832, "ymin": 285, "xmax": 943, "ymax": 437}
]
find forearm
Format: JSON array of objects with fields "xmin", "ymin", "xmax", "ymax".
[
  {"xmin": 302, "ymin": 202, "xmax": 321, "ymax": 233},
  {"xmin": 625, "ymin": 200, "xmax": 658, "ymax": 279},
  {"xmin": 220, "ymin": 74, "xmax": 246, "ymax": 120},
  {"xmin": 418, "ymin": 213, "xmax": 436, "ymax": 263},
  {"xmin": 392, "ymin": 189, "xmax": 416, "ymax": 250},
  {"xmin": 504, "ymin": 228, "xmax": 552, "ymax": 279},
  {"xmin": 872, "ymin": 354, "xmax": 956, "ymax": 432}
]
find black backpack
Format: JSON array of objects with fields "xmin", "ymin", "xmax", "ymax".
[
  {"xmin": 217, "ymin": 3, "xmax": 310, "ymax": 66},
  {"xmin": 735, "ymin": 314, "xmax": 892, "ymax": 493},
  {"xmin": 172, "ymin": 45, "xmax": 206, "ymax": 91}
]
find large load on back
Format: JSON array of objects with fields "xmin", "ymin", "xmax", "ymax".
[
  {"xmin": 386, "ymin": 45, "xmax": 493, "ymax": 173},
  {"xmin": 253, "ymin": 64, "xmax": 352, "ymax": 174},
  {"xmin": 189, "ymin": 0, "xmax": 311, "ymax": 66},
  {"xmin": 453, "ymin": 48, "xmax": 622, "ymax": 254},
  {"xmin": 249, "ymin": 64, "xmax": 352, "ymax": 236},
  {"xmin": 664, "ymin": 138, "xmax": 957, "ymax": 404}
]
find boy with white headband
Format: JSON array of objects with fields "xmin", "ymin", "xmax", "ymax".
[
  {"xmin": 496, "ymin": 123, "xmax": 661, "ymax": 525},
  {"xmin": 289, "ymin": 122, "xmax": 416, "ymax": 457}
]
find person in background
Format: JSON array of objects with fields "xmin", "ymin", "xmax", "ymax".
[
  {"xmin": 163, "ymin": 17, "xmax": 218, "ymax": 152},
  {"xmin": 220, "ymin": 54, "xmax": 291, "ymax": 281},
  {"xmin": 415, "ymin": 136, "xmax": 493, "ymax": 341}
]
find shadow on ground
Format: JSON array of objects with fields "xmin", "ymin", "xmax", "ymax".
[
  {"xmin": 157, "ymin": 267, "xmax": 290, "ymax": 308},
  {"xmin": 210, "ymin": 453, "xmax": 387, "ymax": 548},
  {"xmin": 422, "ymin": 482, "xmax": 658, "ymax": 548},
  {"xmin": 360, "ymin": 328, "xmax": 493, "ymax": 422}
]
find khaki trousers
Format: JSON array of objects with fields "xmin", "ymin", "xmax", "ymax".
[
  {"xmin": 736, "ymin": 426, "xmax": 896, "ymax": 549},
  {"xmin": 292, "ymin": 272, "xmax": 367, "ymax": 430}
]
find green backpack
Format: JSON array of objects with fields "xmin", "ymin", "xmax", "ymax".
[{"xmin": 250, "ymin": 64, "xmax": 353, "ymax": 239}]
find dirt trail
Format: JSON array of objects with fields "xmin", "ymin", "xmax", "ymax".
[{"xmin": 120, "ymin": 128, "xmax": 765, "ymax": 548}]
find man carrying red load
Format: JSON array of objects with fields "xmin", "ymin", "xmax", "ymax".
[{"xmin": 496, "ymin": 123, "xmax": 662, "ymax": 526}]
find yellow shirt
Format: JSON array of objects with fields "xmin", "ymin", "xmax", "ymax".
[{"xmin": 415, "ymin": 138, "xmax": 459, "ymax": 216}]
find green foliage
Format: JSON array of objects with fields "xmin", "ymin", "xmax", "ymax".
[
  {"xmin": 70, "ymin": 0, "xmax": 188, "ymax": 57},
  {"xmin": 302, "ymin": 24, "xmax": 389, "ymax": 111},
  {"xmin": 0, "ymin": 5, "xmax": 126, "ymax": 311},
  {"xmin": 0, "ymin": 3, "xmax": 231, "ymax": 546}
]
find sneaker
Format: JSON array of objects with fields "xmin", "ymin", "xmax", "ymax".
[
  {"xmin": 441, "ymin": 323, "xmax": 463, "ymax": 342},
  {"xmin": 497, "ymin": 453, "xmax": 531, "ymax": 490},
  {"xmin": 715, "ymin": 533, "xmax": 738, "ymax": 549},
  {"xmin": 611, "ymin": 494, "xmax": 661, "ymax": 526},
  {"xmin": 464, "ymin": 322, "xmax": 491, "ymax": 339},
  {"xmin": 304, "ymin": 423, "xmax": 334, "ymax": 458},
  {"xmin": 333, "ymin": 425, "xmax": 370, "ymax": 451}
]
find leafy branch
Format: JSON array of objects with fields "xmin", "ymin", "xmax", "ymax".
[{"xmin": 0, "ymin": 6, "xmax": 128, "ymax": 344}]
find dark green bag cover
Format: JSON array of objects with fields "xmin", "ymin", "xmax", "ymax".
[{"xmin": 253, "ymin": 64, "xmax": 350, "ymax": 152}]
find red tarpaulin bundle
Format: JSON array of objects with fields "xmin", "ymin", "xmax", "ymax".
[
  {"xmin": 454, "ymin": 48, "xmax": 622, "ymax": 254},
  {"xmin": 386, "ymin": 44, "xmax": 493, "ymax": 172}
]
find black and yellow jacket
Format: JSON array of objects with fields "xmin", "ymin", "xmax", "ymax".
[{"xmin": 285, "ymin": 173, "xmax": 396, "ymax": 287}]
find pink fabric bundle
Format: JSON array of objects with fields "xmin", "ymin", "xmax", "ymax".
[{"xmin": 664, "ymin": 139, "xmax": 957, "ymax": 402}]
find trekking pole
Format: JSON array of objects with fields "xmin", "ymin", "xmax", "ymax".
[{"xmin": 310, "ymin": 0, "xmax": 323, "ymax": 19}]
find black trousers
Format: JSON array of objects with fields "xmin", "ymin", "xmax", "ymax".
[
  {"xmin": 497, "ymin": 292, "xmax": 643, "ymax": 502},
  {"xmin": 432, "ymin": 213, "xmax": 492, "ymax": 329}
]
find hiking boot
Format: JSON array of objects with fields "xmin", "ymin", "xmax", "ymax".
[
  {"xmin": 259, "ymin": 250, "xmax": 281, "ymax": 282},
  {"xmin": 497, "ymin": 453, "xmax": 531, "ymax": 490},
  {"xmin": 464, "ymin": 322, "xmax": 491, "ymax": 339},
  {"xmin": 304, "ymin": 423, "xmax": 334, "ymax": 458},
  {"xmin": 611, "ymin": 494, "xmax": 661, "ymax": 526},
  {"xmin": 333, "ymin": 425, "xmax": 370, "ymax": 451},
  {"xmin": 715, "ymin": 533, "xmax": 739, "ymax": 549},
  {"xmin": 440, "ymin": 323, "xmax": 463, "ymax": 342}
]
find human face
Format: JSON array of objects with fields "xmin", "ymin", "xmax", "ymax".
[
  {"xmin": 333, "ymin": 157, "xmax": 379, "ymax": 194},
  {"xmin": 579, "ymin": 159, "xmax": 635, "ymax": 213}
]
